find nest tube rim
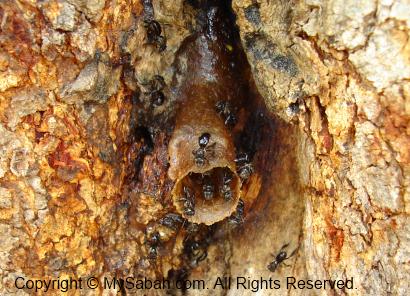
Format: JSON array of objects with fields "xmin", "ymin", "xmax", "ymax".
[{"xmin": 171, "ymin": 163, "xmax": 242, "ymax": 225}]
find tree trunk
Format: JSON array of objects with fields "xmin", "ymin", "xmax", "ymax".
[{"xmin": 0, "ymin": 0, "xmax": 409, "ymax": 295}]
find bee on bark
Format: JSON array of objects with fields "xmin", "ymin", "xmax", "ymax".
[
  {"xmin": 151, "ymin": 91, "xmax": 165, "ymax": 106},
  {"xmin": 183, "ymin": 239, "xmax": 208, "ymax": 267},
  {"xmin": 155, "ymin": 36, "xmax": 167, "ymax": 52},
  {"xmin": 148, "ymin": 246, "xmax": 157, "ymax": 259},
  {"xmin": 179, "ymin": 186, "xmax": 196, "ymax": 216},
  {"xmin": 267, "ymin": 244, "xmax": 297, "ymax": 272},
  {"xmin": 144, "ymin": 19, "xmax": 167, "ymax": 52},
  {"xmin": 235, "ymin": 152, "xmax": 254, "ymax": 180},
  {"xmin": 220, "ymin": 171, "xmax": 233, "ymax": 201},
  {"xmin": 144, "ymin": 19, "xmax": 161, "ymax": 39},
  {"xmin": 166, "ymin": 268, "xmax": 189, "ymax": 295},
  {"xmin": 192, "ymin": 133, "xmax": 215, "ymax": 166},
  {"xmin": 160, "ymin": 213, "xmax": 184, "ymax": 231},
  {"xmin": 145, "ymin": 231, "xmax": 161, "ymax": 259},
  {"xmin": 215, "ymin": 100, "xmax": 237, "ymax": 127},
  {"xmin": 228, "ymin": 199, "xmax": 244, "ymax": 226},
  {"xmin": 151, "ymin": 75, "xmax": 166, "ymax": 90},
  {"xmin": 144, "ymin": 75, "xmax": 166, "ymax": 106},
  {"xmin": 185, "ymin": 222, "xmax": 200, "ymax": 234}
]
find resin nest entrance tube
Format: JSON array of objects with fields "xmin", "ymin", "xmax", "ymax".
[{"xmin": 168, "ymin": 86, "xmax": 241, "ymax": 225}]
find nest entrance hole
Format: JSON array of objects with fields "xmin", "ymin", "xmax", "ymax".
[{"xmin": 174, "ymin": 166, "xmax": 241, "ymax": 224}]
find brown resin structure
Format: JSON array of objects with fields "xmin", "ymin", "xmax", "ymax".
[{"xmin": 168, "ymin": 85, "xmax": 241, "ymax": 225}]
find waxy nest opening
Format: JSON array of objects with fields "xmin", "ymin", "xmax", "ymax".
[{"xmin": 172, "ymin": 166, "xmax": 241, "ymax": 225}]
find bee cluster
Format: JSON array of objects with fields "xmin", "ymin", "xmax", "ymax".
[
  {"xmin": 144, "ymin": 213, "xmax": 185, "ymax": 260},
  {"xmin": 183, "ymin": 126, "xmax": 254, "ymax": 217},
  {"xmin": 143, "ymin": 212, "xmax": 211, "ymax": 271},
  {"xmin": 177, "ymin": 169, "xmax": 237, "ymax": 217},
  {"xmin": 144, "ymin": 19, "xmax": 167, "ymax": 52},
  {"xmin": 142, "ymin": 118, "xmax": 257, "ymax": 279}
]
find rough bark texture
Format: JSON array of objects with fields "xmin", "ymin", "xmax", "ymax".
[
  {"xmin": 231, "ymin": 1, "xmax": 409, "ymax": 295},
  {"xmin": 0, "ymin": 0, "xmax": 409, "ymax": 296}
]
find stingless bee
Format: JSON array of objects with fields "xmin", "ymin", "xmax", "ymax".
[
  {"xmin": 235, "ymin": 152, "xmax": 254, "ymax": 180},
  {"xmin": 179, "ymin": 186, "xmax": 195, "ymax": 216},
  {"xmin": 183, "ymin": 238, "xmax": 208, "ymax": 267},
  {"xmin": 145, "ymin": 231, "xmax": 161, "ymax": 259},
  {"xmin": 220, "ymin": 171, "xmax": 233, "ymax": 201},
  {"xmin": 202, "ymin": 176, "xmax": 215, "ymax": 200},
  {"xmin": 160, "ymin": 213, "xmax": 184, "ymax": 231},
  {"xmin": 144, "ymin": 19, "xmax": 167, "ymax": 52},
  {"xmin": 228, "ymin": 199, "xmax": 244, "ymax": 226},
  {"xmin": 267, "ymin": 243, "xmax": 297, "ymax": 272},
  {"xmin": 215, "ymin": 100, "xmax": 237, "ymax": 127},
  {"xmin": 143, "ymin": 75, "xmax": 166, "ymax": 106},
  {"xmin": 192, "ymin": 133, "xmax": 215, "ymax": 166}
]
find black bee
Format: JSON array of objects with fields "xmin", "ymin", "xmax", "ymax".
[
  {"xmin": 116, "ymin": 53, "xmax": 131, "ymax": 66},
  {"xmin": 166, "ymin": 268, "xmax": 189, "ymax": 295},
  {"xmin": 184, "ymin": 239, "xmax": 208, "ymax": 267},
  {"xmin": 228, "ymin": 199, "xmax": 244, "ymax": 226},
  {"xmin": 145, "ymin": 231, "xmax": 161, "ymax": 259},
  {"xmin": 155, "ymin": 35, "xmax": 167, "ymax": 52},
  {"xmin": 151, "ymin": 91, "xmax": 165, "ymax": 106},
  {"xmin": 148, "ymin": 231, "xmax": 161, "ymax": 245},
  {"xmin": 151, "ymin": 75, "xmax": 166, "ymax": 90},
  {"xmin": 220, "ymin": 171, "xmax": 233, "ymax": 201},
  {"xmin": 144, "ymin": 19, "xmax": 161, "ymax": 41},
  {"xmin": 191, "ymin": 243, "xmax": 208, "ymax": 266},
  {"xmin": 267, "ymin": 244, "xmax": 297, "ymax": 272},
  {"xmin": 215, "ymin": 100, "xmax": 237, "ymax": 127},
  {"xmin": 193, "ymin": 149, "xmax": 206, "ymax": 166},
  {"xmin": 160, "ymin": 213, "xmax": 184, "ymax": 231},
  {"xmin": 215, "ymin": 100, "xmax": 229, "ymax": 115},
  {"xmin": 180, "ymin": 186, "xmax": 195, "ymax": 216},
  {"xmin": 148, "ymin": 246, "xmax": 158, "ymax": 259},
  {"xmin": 198, "ymin": 132, "xmax": 210, "ymax": 147},
  {"xmin": 185, "ymin": 222, "xmax": 200, "ymax": 234},
  {"xmin": 192, "ymin": 133, "xmax": 215, "ymax": 166},
  {"xmin": 144, "ymin": 19, "xmax": 167, "ymax": 52},
  {"xmin": 181, "ymin": 221, "xmax": 201, "ymax": 243},
  {"xmin": 235, "ymin": 152, "xmax": 254, "ymax": 180},
  {"xmin": 144, "ymin": 75, "xmax": 166, "ymax": 106},
  {"xmin": 223, "ymin": 110, "xmax": 237, "ymax": 127},
  {"xmin": 202, "ymin": 176, "xmax": 214, "ymax": 200},
  {"xmin": 288, "ymin": 102, "xmax": 300, "ymax": 114}
]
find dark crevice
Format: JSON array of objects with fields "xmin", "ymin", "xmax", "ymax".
[
  {"xmin": 131, "ymin": 125, "xmax": 154, "ymax": 180},
  {"xmin": 118, "ymin": 0, "xmax": 289, "ymax": 286}
]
